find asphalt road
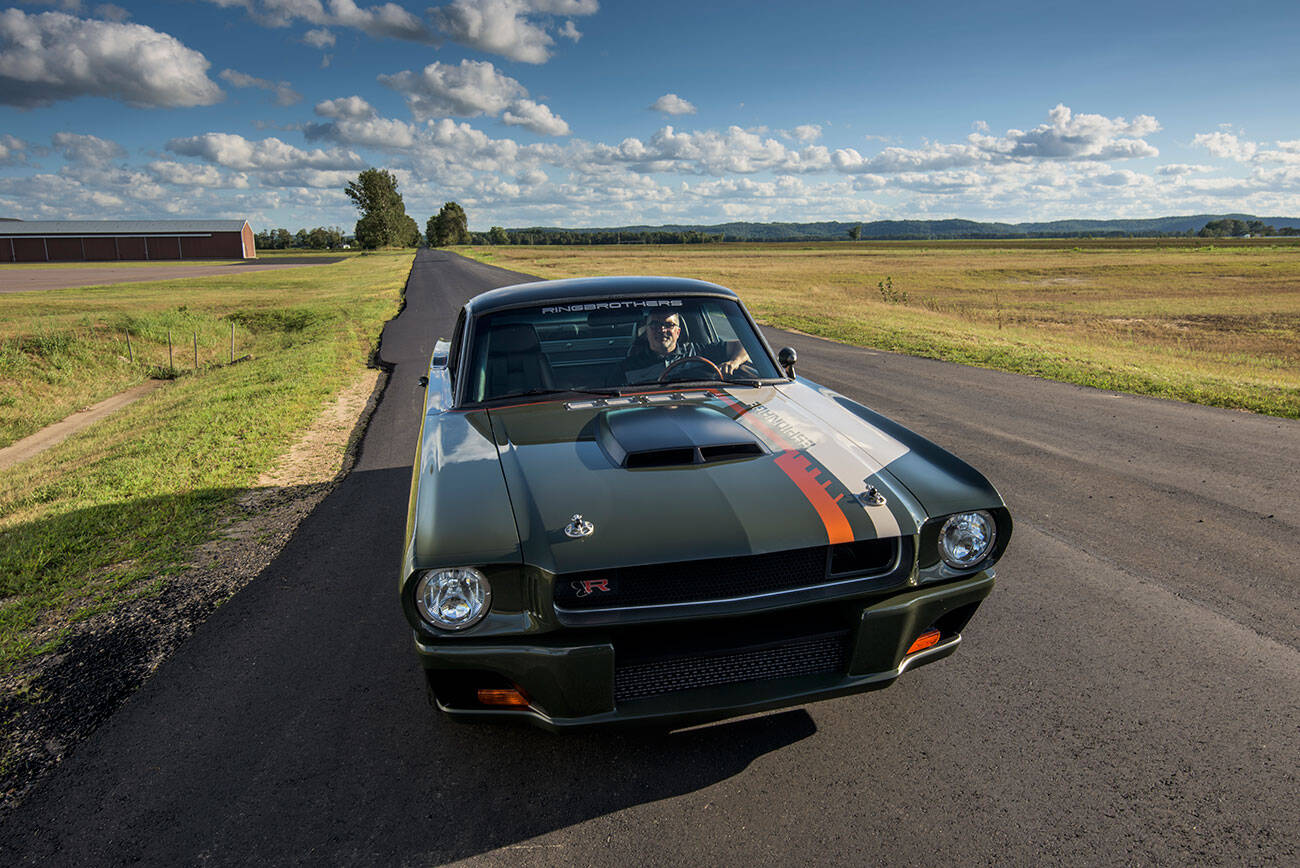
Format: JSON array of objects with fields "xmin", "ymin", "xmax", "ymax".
[
  {"xmin": 2, "ymin": 249, "xmax": 1296, "ymax": 866},
  {"xmin": 0, "ymin": 258, "xmax": 344, "ymax": 293}
]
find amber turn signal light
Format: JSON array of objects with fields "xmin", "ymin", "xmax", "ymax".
[
  {"xmin": 476, "ymin": 687, "xmax": 530, "ymax": 707},
  {"xmin": 906, "ymin": 627, "xmax": 942, "ymax": 655}
]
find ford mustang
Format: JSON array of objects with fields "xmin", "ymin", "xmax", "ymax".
[{"xmin": 402, "ymin": 276, "xmax": 1011, "ymax": 729}]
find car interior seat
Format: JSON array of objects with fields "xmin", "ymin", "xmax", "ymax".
[{"xmin": 484, "ymin": 322, "xmax": 556, "ymax": 397}]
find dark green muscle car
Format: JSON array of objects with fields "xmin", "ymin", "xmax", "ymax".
[{"xmin": 402, "ymin": 276, "xmax": 1011, "ymax": 729}]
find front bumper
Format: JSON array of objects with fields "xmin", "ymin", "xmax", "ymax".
[{"xmin": 414, "ymin": 572, "xmax": 993, "ymax": 730}]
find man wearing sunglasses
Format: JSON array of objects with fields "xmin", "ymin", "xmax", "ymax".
[{"xmin": 621, "ymin": 310, "xmax": 750, "ymax": 384}]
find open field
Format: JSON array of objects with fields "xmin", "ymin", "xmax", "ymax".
[
  {"xmin": 461, "ymin": 238, "xmax": 1300, "ymax": 418},
  {"xmin": 0, "ymin": 251, "xmax": 411, "ymax": 680}
]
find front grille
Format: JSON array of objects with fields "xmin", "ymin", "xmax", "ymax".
[
  {"xmin": 614, "ymin": 630, "xmax": 850, "ymax": 703},
  {"xmin": 554, "ymin": 540, "xmax": 896, "ymax": 610}
]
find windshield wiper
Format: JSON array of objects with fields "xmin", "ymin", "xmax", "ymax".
[
  {"xmin": 654, "ymin": 377, "xmax": 765, "ymax": 388},
  {"xmin": 493, "ymin": 386, "xmax": 623, "ymax": 402}
]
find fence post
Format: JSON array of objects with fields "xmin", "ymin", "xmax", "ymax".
[
  {"xmin": 230, "ymin": 322, "xmax": 234, "ymax": 364},
  {"xmin": 168, "ymin": 330, "xmax": 173, "ymax": 374},
  {"xmin": 193, "ymin": 332, "xmax": 198, "ymax": 371},
  {"xmin": 126, "ymin": 329, "xmax": 134, "ymax": 363}
]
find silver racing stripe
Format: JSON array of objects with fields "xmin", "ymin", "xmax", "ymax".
[{"xmin": 722, "ymin": 387, "xmax": 904, "ymax": 539}]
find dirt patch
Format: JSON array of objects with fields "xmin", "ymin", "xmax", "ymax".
[
  {"xmin": 0, "ymin": 369, "xmax": 385, "ymax": 812},
  {"xmin": 0, "ymin": 380, "xmax": 166, "ymax": 470}
]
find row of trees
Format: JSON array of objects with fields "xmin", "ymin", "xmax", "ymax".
[
  {"xmin": 344, "ymin": 168, "xmax": 472, "ymax": 249},
  {"xmin": 254, "ymin": 226, "xmax": 347, "ymax": 250},
  {"xmin": 1198, "ymin": 219, "xmax": 1300, "ymax": 237},
  {"xmin": 480, "ymin": 228, "xmax": 723, "ymax": 245}
]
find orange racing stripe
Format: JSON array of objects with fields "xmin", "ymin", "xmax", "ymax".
[{"xmin": 774, "ymin": 449, "xmax": 854, "ymax": 545}]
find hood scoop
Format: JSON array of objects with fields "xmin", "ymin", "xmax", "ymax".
[{"xmin": 597, "ymin": 405, "xmax": 767, "ymax": 468}]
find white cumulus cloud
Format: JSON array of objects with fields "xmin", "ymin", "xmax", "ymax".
[
  {"xmin": 166, "ymin": 133, "xmax": 364, "ymax": 171},
  {"xmin": 0, "ymin": 134, "xmax": 30, "ymax": 165},
  {"xmin": 649, "ymin": 93, "xmax": 696, "ymax": 116},
  {"xmin": 303, "ymin": 27, "xmax": 335, "ymax": 47},
  {"xmin": 0, "ymin": 9, "xmax": 223, "ymax": 108},
  {"xmin": 52, "ymin": 132, "xmax": 127, "ymax": 167},
  {"xmin": 1156, "ymin": 163, "xmax": 1214, "ymax": 176},
  {"xmin": 557, "ymin": 19, "xmax": 580, "ymax": 41},
  {"xmin": 975, "ymin": 104, "xmax": 1160, "ymax": 160},
  {"xmin": 204, "ymin": 0, "xmax": 436, "ymax": 42},
  {"xmin": 789, "ymin": 125, "xmax": 822, "ymax": 143},
  {"xmin": 305, "ymin": 115, "xmax": 419, "ymax": 150},
  {"xmin": 380, "ymin": 59, "xmax": 526, "ymax": 119},
  {"xmin": 148, "ymin": 160, "xmax": 250, "ymax": 188},
  {"xmin": 502, "ymin": 99, "xmax": 570, "ymax": 136},
  {"xmin": 220, "ymin": 69, "xmax": 302, "ymax": 106},
  {"xmin": 432, "ymin": 0, "xmax": 597, "ymax": 63},
  {"xmin": 378, "ymin": 59, "xmax": 571, "ymax": 135},
  {"xmin": 315, "ymin": 95, "xmax": 376, "ymax": 120}
]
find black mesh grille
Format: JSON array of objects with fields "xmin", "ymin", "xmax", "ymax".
[
  {"xmin": 614, "ymin": 630, "xmax": 850, "ymax": 703},
  {"xmin": 554, "ymin": 540, "xmax": 896, "ymax": 610}
]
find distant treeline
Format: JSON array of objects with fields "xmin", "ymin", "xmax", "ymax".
[
  {"xmin": 480, "ymin": 227, "xmax": 723, "ymax": 245},
  {"xmin": 256, "ymin": 226, "xmax": 348, "ymax": 249},
  {"xmin": 1197, "ymin": 219, "xmax": 1300, "ymax": 237},
  {"xmin": 479, "ymin": 214, "xmax": 1300, "ymax": 243},
  {"xmin": 251, "ymin": 213, "xmax": 1300, "ymax": 249}
]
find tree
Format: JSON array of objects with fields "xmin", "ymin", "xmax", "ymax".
[
  {"xmin": 428, "ymin": 201, "xmax": 470, "ymax": 246},
  {"xmin": 345, "ymin": 168, "xmax": 410, "ymax": 248},
  {"xmin": 847, "ymin": 225, "xmax": 861, "ymax": 241},
  {"xmin": 400, "ymin": 214, "xmax": 422, "ymax": 247},
  {"xmin": 488, "ymin": 226, "xmax": 510, "ymax": 244}
]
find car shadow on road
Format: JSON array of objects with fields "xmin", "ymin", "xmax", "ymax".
[
  {"xmin": 405, "ymin": 709, "xmax": 818, "ymax": 861},
  {"xmin": 0, "ymin": 468, "xmax": 818, "ymax": 863}
]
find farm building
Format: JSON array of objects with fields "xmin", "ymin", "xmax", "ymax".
[{"xmin": 0, "ymin": 219, "xmax": 256, "ymax": 262}]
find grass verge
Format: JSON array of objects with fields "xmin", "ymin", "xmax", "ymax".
[
  {"xmin": 0, "ymin": 251, "xmax": 412, "ymax": 675},
  {"xmin": 456, "ymin": 240, "xmax": 1300, "ymax": 419}
]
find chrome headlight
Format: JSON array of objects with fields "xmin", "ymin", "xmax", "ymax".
[
  {"xmin": 415, "ymin": 567, "xmax": 491, "ymax": 631},
  {"xmin": 938, "ymin": 511, "xmax": 996, "ymax": 569}
]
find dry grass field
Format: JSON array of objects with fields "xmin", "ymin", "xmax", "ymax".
[{"xmin": 462, "ymin": 239, "xmax": 1300, "ymax": 418}]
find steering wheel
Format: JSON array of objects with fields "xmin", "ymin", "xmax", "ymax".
[{"xmin": 658, "ymin": 355, "xmax": 723, "ymax": 383}]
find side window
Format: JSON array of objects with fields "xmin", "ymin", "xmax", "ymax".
[
  {"xmin": 446, "ymin": 310, "xmax": 467, "ymax": 387},
  {"xmin": 705, "ymin": 306, "xmax": 740, "ymax": 342}
]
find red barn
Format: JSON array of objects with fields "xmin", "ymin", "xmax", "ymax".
[{"xmin": 0, "ymin": 219, "xmax": 256, "ymax": 262}]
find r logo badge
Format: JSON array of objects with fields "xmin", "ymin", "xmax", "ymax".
[{"xmin": 572, "ymin": 579, "xmax": 611, "ymax": 597}]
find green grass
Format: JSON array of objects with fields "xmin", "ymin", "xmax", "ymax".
[
  {"xmin": 0, "ymin": 251, "xmax": 411, "ymax": 673},
  {"xmin": 457, "ymin": 239, "xmax": 1300, "ymax": 419},
  {"xmin": 0, "ymin": 252, "xmax": 398, "ymax": 447}
]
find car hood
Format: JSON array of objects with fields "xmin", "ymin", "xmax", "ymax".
[{"xmin": 487, "ymin": 383, "xmax": 930, "ymax": 575}]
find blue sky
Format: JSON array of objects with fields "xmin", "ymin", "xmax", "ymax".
[{"xmin": 2, "ymin": 0, "xmax": 1298, "ymax": 231}]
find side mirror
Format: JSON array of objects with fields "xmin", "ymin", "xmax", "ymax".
[
  {"xmin": 777, "ymin": 347, "xmax": 797, "ymax": 378},
  {"xmin": 417, "ymin": 375, "xmax": 429, "ymax": 388}
]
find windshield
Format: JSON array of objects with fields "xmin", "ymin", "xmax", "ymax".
[{"xmin": 464, "ymin": 296, "xmax": 782, "ymax": 403}]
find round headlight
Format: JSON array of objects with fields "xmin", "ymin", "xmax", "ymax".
[
  {"xmin": 938, "ymin": 511, "xmax": 996, "ymax": 569},
  {"xmin": 415, "ymin": 567, "xmax": 491, "ymax": 631}
]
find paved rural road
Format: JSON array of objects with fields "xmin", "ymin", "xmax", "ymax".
[
  {"xmin": 0, "ymin": 258, "xmax": 344, "ymax": 293},
  {"xmin": 2, "ymin": 249, "xmax": 1297, "ymax": 865}
]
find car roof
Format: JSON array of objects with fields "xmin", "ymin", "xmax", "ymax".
[{"xmin": 464, "ymin": 275, "xmax": 740, "ymax": 317}]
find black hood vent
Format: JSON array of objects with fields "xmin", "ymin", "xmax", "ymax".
[{"xmin": 598, "ymin": 405, "xmax": 767, "ymax": 468}]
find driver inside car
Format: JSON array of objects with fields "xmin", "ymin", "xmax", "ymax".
[{"xmin": 621, "ymin": 310, "xmax": 750, "ymax": 384}]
